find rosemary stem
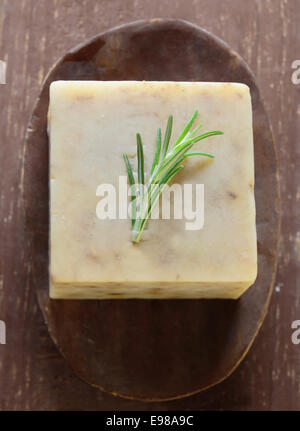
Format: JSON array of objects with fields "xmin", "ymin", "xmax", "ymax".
[{"xmin": 123, "ymin": 110, "xmax": 223, "ymax": 243}]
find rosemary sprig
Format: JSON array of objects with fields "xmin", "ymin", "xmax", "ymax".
[{"xmin": 123, "ymin": 110, "xmax": 223, "ymax": 243}]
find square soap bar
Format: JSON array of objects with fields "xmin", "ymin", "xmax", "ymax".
[{"xmin": 49, "ymin": 81, "xmax": 257, "ymax": 299}]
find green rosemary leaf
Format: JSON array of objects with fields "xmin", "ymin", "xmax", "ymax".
[
  {"xmin": 150, "ymin": 128, "xmax": 162, "ymax": 175},
  {"xmin": 161, "ymin": 115, "xmax": 173, "ymax": 159},
  {"xmin": 189, "ymin": 123, "xmax": 203, "ymax": 137},
  {"xmin": 123, "ymin": 153, "xmax": 135, "ymax": 186},
  {"xmin": 174, "ymin": 109, "xmax": 198, "ymax": 146},
  {"xmin": 184, "ymin": 130, "xmax": 224, "ymax": 146},
  {"xmin": 123, "ymin": 153, "xmax": 135, "ymax": 187},
  {"xmin": 159, "ymin": 164, "xmax": 184, "ymax": 185},
  {"xmin": 137, "ymin": 133, "xmax": 144, "ymax": 186},
  {"xmin": 123, "ymin": 153, "xmax": 136, "ymax": 227},
  {"xmin": 184, "ymin": 151, "xmax": 214, "ymax": 159},
  {"xmin": 154, "ymin": 141, "xmax": 193, "ymax": 181}
]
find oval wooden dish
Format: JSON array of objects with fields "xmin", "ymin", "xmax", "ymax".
[{"xmin": 24, "ymin": 19, "xmax": 280, "ymax": 401}]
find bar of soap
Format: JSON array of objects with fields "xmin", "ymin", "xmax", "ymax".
[{"xmin": 49, "ymin": 81, "xmax": 257, "ymax": 299}]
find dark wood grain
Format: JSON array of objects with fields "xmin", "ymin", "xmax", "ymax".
[{"xmin": 0, "ymin": 0, "xmax": 299, "ymax": 410}]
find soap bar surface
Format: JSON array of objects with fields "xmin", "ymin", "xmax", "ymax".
[{"xmin": 49, "ymin": 81, "xmax": 257, "ymax": 299}]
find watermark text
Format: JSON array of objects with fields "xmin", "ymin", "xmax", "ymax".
[
  {"xmin": 0, "ymin": 320, "xmax": 6, "ymax": 344},
  {"xmin": 0, "ymin": 60, "xmax": 6, "ymax": 84},
  {"xmin": 291, "ymin": 60, "xmax": 300, "ymax": 84},
  {"xmin": 291, "ymin": 320, "xmax": 300, "ymax": 345},
  {"xmin": 96, "ymin": 176, "xmax": 205, "ymax": 231}
]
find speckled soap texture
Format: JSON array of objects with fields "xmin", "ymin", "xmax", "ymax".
[{"xmin": 49, "ymin": 80, "xmax": 257, "ymax": 299}]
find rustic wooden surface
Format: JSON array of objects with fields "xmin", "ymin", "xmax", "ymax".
[{"xmin": 0, "ymin": 0, "xmax": 298, "ymax": 410}]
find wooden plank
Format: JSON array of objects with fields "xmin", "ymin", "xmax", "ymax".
[{"xmin": 0, "ymin": 0, "xmax": 299, "ymax": 410}]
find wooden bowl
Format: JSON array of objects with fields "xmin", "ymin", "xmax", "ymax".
[{"xmin": 23, "ymin": 19, "xmax": 280, "ymax": 401}]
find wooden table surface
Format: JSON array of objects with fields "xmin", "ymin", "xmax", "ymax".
[{"xmin": 0, "ymin": 0, "xmax": 299, "ymax": 411}]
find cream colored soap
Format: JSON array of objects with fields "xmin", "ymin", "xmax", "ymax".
[{"xmin": 49, "ymin": 81, "xmax": 257, "ymax": 299}]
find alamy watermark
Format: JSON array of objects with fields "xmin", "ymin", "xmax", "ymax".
[
  {"xmin": 0, "ymin": 60, "xmax": 6, "ymax": 84},
  {"xmin": 291, "ymin": 60, "xmax": 300, "ymax": 84},
  {"xmin": 291, "ymin": 320, "xmax": 300, "ymax": 345},
  {"xmin": 96, "ymin": 176, "xmax": 205, "ymax": 231},
  {"xmin": 0, "ymin": 320, "xmax": 6, "ymax": 344}
]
